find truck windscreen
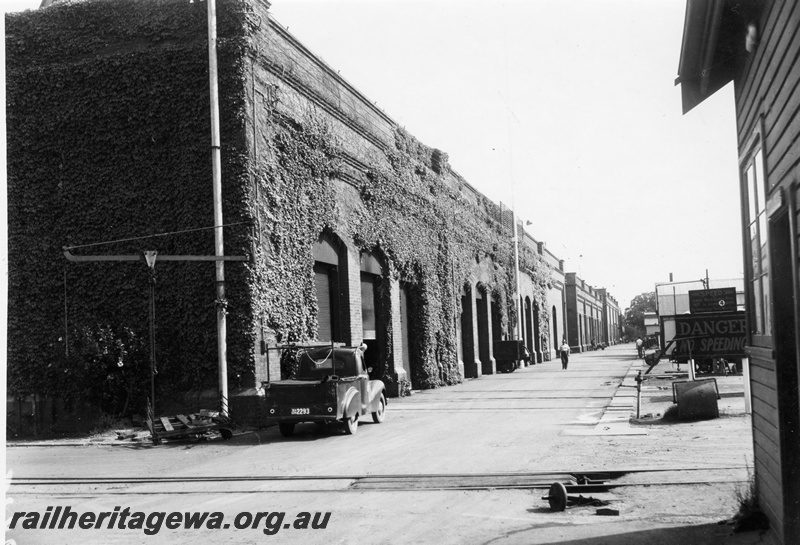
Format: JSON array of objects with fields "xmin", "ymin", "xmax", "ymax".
[{"xmin": 296, "ymin": 348, "xmax": 357, "ymax": 380}]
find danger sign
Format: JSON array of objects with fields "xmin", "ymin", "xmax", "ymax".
[{"xmin": 673, "ymin": 312, "xmax": 746, "ymax": 358}]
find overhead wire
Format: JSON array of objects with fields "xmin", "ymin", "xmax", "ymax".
[{"xmin": 63, "ymin": 221, "xmax": 252, "ymax": 251}]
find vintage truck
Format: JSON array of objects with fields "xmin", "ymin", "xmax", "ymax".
[
  {"xmin": 263, "ymin": 344, "xmax": 387, "ymax": 437},
  {"xmin": 493, "ymin": 340, "xmax": 532, "ymax": 373}
]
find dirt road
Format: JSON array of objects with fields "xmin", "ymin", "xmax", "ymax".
[{"xmin": 6, "ymin": 344, "xmax": 770, "ymax": 544}]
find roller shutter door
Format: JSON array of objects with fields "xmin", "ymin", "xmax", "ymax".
[{"xmin": 314, "ymin": 263, "xmax": 332, "ymax": 341}]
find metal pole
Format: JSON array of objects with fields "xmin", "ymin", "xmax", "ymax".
[
  {"xmin": 149, "ymin": 269, "xmax": 157, "ymax": 418},
  {"xmin": 63, "ymin": 267, "xmax": 69, "ymax": 357},
  {"xmin": 207, "ymin": 0, "xmax": 228, "ymax": 417},
  {"xmin": 672, "ymin": 286, "xmax": 677, "ymax": 315},
  {"xmin": 512, "ymin": 212, "xmax": 523, "ymax": 343},
  {"xmin": 500, "ymin": 18, "xmax": 523, "ymax": 347},
  {"xmin": 636, "ymin": 370, "xmax": 643, "ymax": 419}
]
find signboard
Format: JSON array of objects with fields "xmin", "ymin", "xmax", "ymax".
[
  {"xmin": 644, "ymin": 312, "xmax": 659, "ymax": 336},
  {"xmin": 673, "ymin": 312, "xmax": 746, "ymax": 358},
  {"xmin": 689, "ymin": 288, "xmax": 737, "ymax": 314},
  {"xmin": 643, "ymin": 313, "xmax": 659, "ymax": 327}
]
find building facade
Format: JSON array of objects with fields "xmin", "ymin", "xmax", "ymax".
[
  {"xmin": 564, "ymin": 273, "xmax": 612, "ymax": 352},
  {"xmin": 597, "ymin": 288, "xmax": 622, "ymax": 346},
  {"xmin": 518, "ymin": 232, "xmax": 568, "ymax": 363},
  {"xmin": 6, "ymin": 0, "xmax": 612, "ymax": 433}
]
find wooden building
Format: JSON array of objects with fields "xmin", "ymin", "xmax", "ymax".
[{"xmin": 677, "ymin": 1, "xmax": 800, "ymax": 542}]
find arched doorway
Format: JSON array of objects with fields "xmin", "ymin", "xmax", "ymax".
[
  {"xmin": 552, "ymin": 305, "xmax": 559, "ymax": 356},
  {"xmin": 533, "ymin": 301, "xmax": 542, "ymax": 363},
  {"xmin": 399, "ymin": 282, "xmax": 419, "ymax": 389},
  {"xmin": 491, "ymin": 292, "xmax": 502, "ymax": 342},
  {"xmin": 525, "ymin": 297, "xmax": 534, "ymax": 362},
  {"xmin": 312, "ymin": 234, "xmax": 346, "ymax": 342},
  {"xmin": 476, "ymin": 284, "xmax": 492, "ymax": 375},
  {"xmin": 360, "ymin": 249, "xmax": 387, "ymax": 379},
  {"xmin": 460, "ymin": 283, "xmax": 477, "ymax": 378}
]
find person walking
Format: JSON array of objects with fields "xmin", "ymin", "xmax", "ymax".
[
  {"xmin": 636, "ymin": 337, "xmax": 644, "ymax": 359},
  {"xmin": 560, "ymin": 339, "xmax": 571, "ymax": 370}
]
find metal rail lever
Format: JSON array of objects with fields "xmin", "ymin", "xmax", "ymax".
[{"xmin": 542, "ymin": 482, "xmax": 610, "ymax": 512}]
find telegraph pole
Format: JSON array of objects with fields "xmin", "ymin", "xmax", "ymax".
[
  {"xmin": 207, "ymin": 0, "xmax": 228, "ymax": 417},
  {"xmin": 511, "ymin": 204, "xmax": 523, "ymax": 343}
]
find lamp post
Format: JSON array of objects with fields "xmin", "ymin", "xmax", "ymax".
[
  {"xmin": 63, "ymin": 246, "xmax": 250, "ymax": 422},
  {"xmin": 143, "ymin": 251, "xmax": 158, "ymax": 418}
]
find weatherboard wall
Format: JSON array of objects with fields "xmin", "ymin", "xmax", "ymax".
[{"xmin": 732, "ymin": 0, "xmax": 800, "ymax": 542}]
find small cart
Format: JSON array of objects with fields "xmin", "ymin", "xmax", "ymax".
[{"xmin": 146, "ymin": 402, "xmax": 233, "ymax": 445}]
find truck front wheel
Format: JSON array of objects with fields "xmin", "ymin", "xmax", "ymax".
[
  {"xmin": 372, "ymin": 395, "xmax": 386, "ymax": 424},
  {"xmin": 344, "ymin": 413, "xmax": 358, "ymax": 435}
]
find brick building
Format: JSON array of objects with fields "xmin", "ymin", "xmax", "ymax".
[
  {"xmin": 564, "ymin": 273, "xmax": 610, "ymax": 352},
  {"xmin": 597, "ymin": 288, "xmax": 622, "ymax": 347},
  {"xmin": 6, "ymin": 0, "xmax": 617, "ymax": 432},
  {"xmin": 517, "ymin": 233, "xmax": 569, "ymax": 362}
]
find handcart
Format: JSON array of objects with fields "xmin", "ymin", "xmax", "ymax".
[{"xmin": 146, "ymin": 401, "xmax": 233, "ymax": 445}]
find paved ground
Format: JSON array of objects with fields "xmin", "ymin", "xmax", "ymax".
[{"xmin": 5, "ymin": 344, "xmax": 775, "ymax": 544}]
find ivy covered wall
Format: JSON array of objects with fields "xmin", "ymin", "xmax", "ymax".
[
  {"xmin": 6, "ymin": 0, "xmax": 258, "ymax": 412},
  {"xmin": 6, "ymin": 0, "xmax": 553, "ymax": 426}
]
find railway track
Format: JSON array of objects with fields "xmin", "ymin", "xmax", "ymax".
[{"xmin": 9, "ymin": 467, "xmax": 752, "ymax": 495}]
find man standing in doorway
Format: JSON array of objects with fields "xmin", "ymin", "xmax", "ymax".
[{"xmin": 560, "ymin": 339, "xmax": 571, "ymax": 370}]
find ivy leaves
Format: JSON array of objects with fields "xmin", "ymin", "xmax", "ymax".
[
  {"xmin": 256, "ymin": 115, "xmax": 339, "ymax": 342},
  {"xmin": 352, "ymin": 128, "xmax": 552, "ymax": 387}
]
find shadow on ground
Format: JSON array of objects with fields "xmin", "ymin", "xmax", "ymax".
[{"xmin": 499, "ymin": 522, "xmax": 775, "ymax": 545}]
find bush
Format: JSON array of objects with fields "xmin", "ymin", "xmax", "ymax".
[{"xmin": 732, "ymin": 469, "xmax": 769, "ymax": 533}]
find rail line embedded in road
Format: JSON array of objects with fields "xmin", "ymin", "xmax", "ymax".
[{"xmin": 9, "ymin": 466, "xmax": 753, "ymax": 495}]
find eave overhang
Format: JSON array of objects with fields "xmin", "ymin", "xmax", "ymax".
[{"xmin": 675, "ymin": 0, "xmax": 757, "ymax": 114}]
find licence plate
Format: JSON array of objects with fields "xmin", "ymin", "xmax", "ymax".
[{"xmin": 290, "ymin": 408, "xmax": 310, "ymax": 415}]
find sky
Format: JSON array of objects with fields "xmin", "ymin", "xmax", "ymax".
[{"xmin": 3, "ymin": 0, "xmax": 745, "ymax": 310}]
